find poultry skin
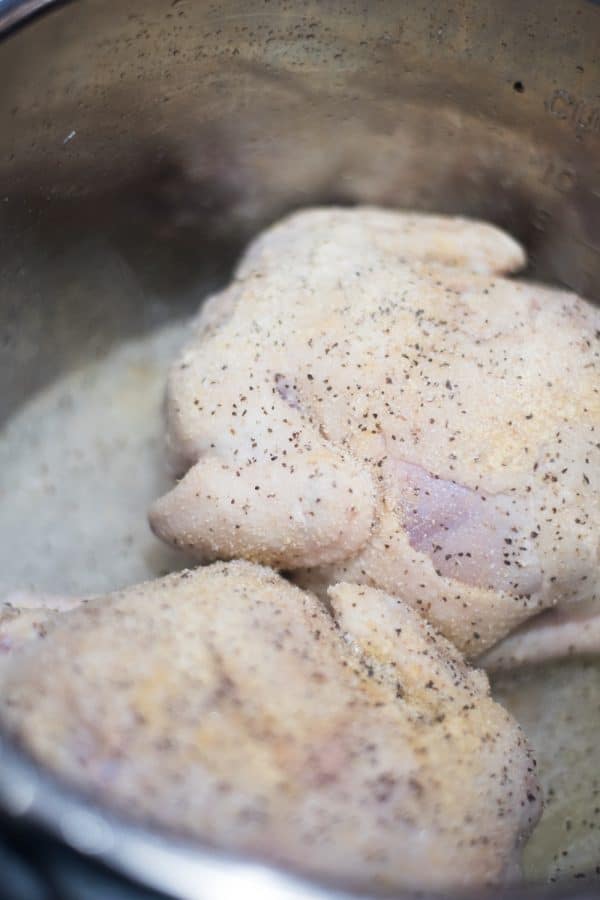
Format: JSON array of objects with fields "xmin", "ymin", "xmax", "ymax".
[
  {"xmin": 0, "ymin": 561, "xmax": 541, "ymax": 891},
  {"xmin": 150, "ymin": 207, "xmax": 600, "ymax": 659}
]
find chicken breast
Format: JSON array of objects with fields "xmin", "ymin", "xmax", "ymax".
[
  {"xmin": 150, "ymin": 206, "xmax": 600, "ymax": 659},
  {"xmin": 0, "ymin": 561, "xmax": 540, "ymax": 891}
]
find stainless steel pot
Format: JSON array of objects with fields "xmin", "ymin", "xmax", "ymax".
[{"xmin": 0, "ymin": 2, "xmax": 598, "ymax": 897}]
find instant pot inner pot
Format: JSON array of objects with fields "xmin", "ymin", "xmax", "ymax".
[{"xmin": 0, "ymin": 0, "xmax": 599, "ymax": 894}]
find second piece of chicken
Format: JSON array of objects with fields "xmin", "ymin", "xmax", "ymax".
[{"xmin": 0, "ymin": 561, "xmax": 541, "ymax": 891}]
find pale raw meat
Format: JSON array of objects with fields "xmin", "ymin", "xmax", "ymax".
[
  {"xmin": 0, "ymin": 592, "xmax": 83, "ymax": 655},
  {"xmin": 0, "ymin": 562, "xmax": 541, "ymax": 891},
  {"xmin": 481, "ymin": 597, "xmax": 600, "ymax": 670},
  {"xmin": 150, "ymin": 207, "xmax": 600, "ymax": 658}
]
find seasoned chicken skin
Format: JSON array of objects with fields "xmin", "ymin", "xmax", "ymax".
[
  {"xmin": 481, "ymin": 596, "xmax": 600, "ymax": 670},
  {"xmin": 0, "ymin": 562, "xmax": 540, "ymax": 891},
  {"xmin": 0, "ymin": 592, "xmax": 83, "ymax": 655},
  {"xmin": 150, "ymin": 207, "xmax": 600, "ymax": 658}
]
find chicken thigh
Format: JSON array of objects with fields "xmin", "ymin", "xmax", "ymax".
[
  {"xmin": 0, "ymin": 561, "xmax": 540, "ymax": 891},
  {"xmin": 150, "ymin": 207, "xmax": 600, "ymax": 659}
]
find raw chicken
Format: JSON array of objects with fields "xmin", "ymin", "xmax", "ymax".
[
  {"xmin": 0, "ymin": 592, "xmax": 83, "ymax": 655},
  {"xmin": 150, "ymin": 207, "xmax": 600, "ymax": 659},
  {"xmin": 0, "ymin": 561, "xmax": 541, "ymax": 891},
  {"xmin": 481, "ymin": 597, "xmax": 600, "ymax": 670}
]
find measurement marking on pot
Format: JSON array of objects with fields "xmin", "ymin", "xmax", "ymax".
[
  {"xmin": 546, "ymin": 89, "xmax": 600, "ymax": 135},
  {"xmin": 542, "ymin": 160, "xmax": 577, "ymax": 194}
]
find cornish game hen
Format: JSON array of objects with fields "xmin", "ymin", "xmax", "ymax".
[
  {"xmin": 150, "ymin": 207, "xmax": 600, "ymax": 659},
  {"xmin": 0, "ymin": 562, "xmax": 540, "ymax": 890}
]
